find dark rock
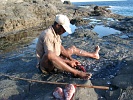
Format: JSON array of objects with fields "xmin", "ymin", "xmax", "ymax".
[
  {"xmin": 73, "ymin": 28, "xmax": 98, "ymax": 38},
  {"xmin": 70, "ymin": 18, "xmax": 90, "ymax": 26},
  {"xmin": 63, "ymin": 1, "xmax": 71, "ymax": 5}
]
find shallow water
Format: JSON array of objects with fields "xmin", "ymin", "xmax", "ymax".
[
  {"xmin": 93, "ymin": 25, "xmax": 121, "ymax": 37},
  {"xmin": 64, "ymin": 17, "xmax": 121, "ymax": 38}
]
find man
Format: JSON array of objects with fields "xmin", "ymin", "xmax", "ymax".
[{"xmin": 36, "ymin": 14, "xmax": 100, "ymax": 79}]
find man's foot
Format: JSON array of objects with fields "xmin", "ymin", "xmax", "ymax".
[
  {"xmin": 93, "ymin": 45, "xmax": 100, "ymax": 59},
  {"xmin": 64, "ymin": 84, "xmax": 76, "ymax": 100},
  {"xmin": 53, "ymin": 87, "xmax": 64, "ymax": 100},
  {"xmin": 75, "ymin": 71, "xmax": 92, "ymax": 79}
]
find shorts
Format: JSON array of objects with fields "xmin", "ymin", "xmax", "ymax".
[{"xmin": 36, "ymin": 63, "xmax": 48, "ymax": 74}]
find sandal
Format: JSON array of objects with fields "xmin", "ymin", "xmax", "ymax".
[
  {"xmin": 64, "ymin": 84, "xmax": 76, "ymax": 100},
  {"xmin": 53, "ymin": 87, "xmax": 64, "ymax": 100}
]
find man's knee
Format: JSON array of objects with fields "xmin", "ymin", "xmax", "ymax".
[
  {"xmin": 67, "ymin": 45, "xmax": 77, "ymax": 53},
  {"xmin": 40, "ymin": 52, "xmax": 55, "ymax": 71},
  {"xmin": 70, "ymin": 45, "xmax": 76, "ymax": 50},
  {"xmin": 47, "ymin": 51, "xmax": 57, "ymax": 61},
  {"xmin": 40, "ymin": 51, "xmax": 54, "ymax": 65}
]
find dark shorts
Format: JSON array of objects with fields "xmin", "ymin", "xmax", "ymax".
[{"xmin": 37, "ymin": 63, "xmax": 49, "ymax": 74}]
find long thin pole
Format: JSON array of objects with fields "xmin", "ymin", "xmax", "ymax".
[{"xmin": 2, "ymin": 74, "xmax": 109, "ymax": 90}]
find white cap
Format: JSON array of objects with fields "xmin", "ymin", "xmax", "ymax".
[{"xmin": 55, "ymin": 14, "xmax": 72, "ymax": 34}]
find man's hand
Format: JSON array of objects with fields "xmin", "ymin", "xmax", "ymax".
[
  {"xmin": 72, "ymin": 58, "xmax": 81, "ymax": 65},
  {"xmin": 68, "ymin": 59, "xmax": 81, "ymax": 68}
]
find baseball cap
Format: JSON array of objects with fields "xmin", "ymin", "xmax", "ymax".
[{"xmin": 55, "ymin": 14, "xmax": 72, "ymax": 34}]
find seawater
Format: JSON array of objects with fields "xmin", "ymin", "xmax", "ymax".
[
  {"xmin": 72, "ymin": 0, "xmax": 133, "ymax": 17},
  {"xmin": 63, "ymin": 18, "xmax": 121, "ymax": 38},
  {"xmin": 63, "ymin": 1, "xmax": 133, "ymax": 37}
]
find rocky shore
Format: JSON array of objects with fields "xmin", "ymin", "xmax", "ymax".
[{"xmin": 0, "ymin": 0, "xmax": 133, "ymax": 100}]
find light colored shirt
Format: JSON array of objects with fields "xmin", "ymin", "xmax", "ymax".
[{"xmin": 36, "ymin": 26, "xmax": 61, "ymax": 63}]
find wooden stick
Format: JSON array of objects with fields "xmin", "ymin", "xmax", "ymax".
[{"xmin": 2, "ymin": 74, "xmax": 109, "ymax": 90}]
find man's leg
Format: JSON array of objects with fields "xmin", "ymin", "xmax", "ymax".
[
  {"xmin": 40, "ymin": 53, "xmax": 55, "ymax": 73},
  {"xmin": 40, "ymin": 51, "xmax": 91, "ymax": 79},
  {"xmin": 66, "ymin": 45, "xmax": 100, "ymax": 59}
]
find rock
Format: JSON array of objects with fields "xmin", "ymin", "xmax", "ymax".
[
  {"xmin": 0, "ymin": 0, "xmax": 24, "ymax": 4},
  {"xmin": 0, "ymin": 79, "xmax": 29, "ymax": 99},
  {"xmin": 0, "ymin": 0, "xmax": 61, "ymax": 38},
  {"xmin": 113, "ymin": 74, "xmax": 133, "ymax": 89},
  {"xmin": 0, "ymin": 1, "xmax": 58, "ymax": 39},
  {"xmin": 112, "ymin": 57, "xmax": 133, "ymax": 89},
  {"xmin": 119, "ymin": 88, "xmax": 133, "ymax": 100},
  {"xmin": 70, "ymin": 18, "xmax": 90, "ymax": 26},
  {"xmin": 63, "ymin": 0, "xmax": 71, "ymax": 5},
  {"xmin": 73, "ymin": 28, "xmax": 98, "ymax": 38},
  {"xmin": 91, "ymin": 6, "xmax": 112, "ymax": 17},
  {"xmin": 110, "ymin": 17, "xmax": 133, "ymax": 32}
]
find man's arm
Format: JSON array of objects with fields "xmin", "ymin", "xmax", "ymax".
[
  {"xmin": 60, "ymin": 45, "xmax": 81, "ymax": 67},
  {"xmin": 60, "ymin": 45, "xmax": 73, "ymax": 60}
]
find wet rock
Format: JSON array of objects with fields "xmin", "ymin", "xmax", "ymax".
[
  {"xmin": 70, "ymin": 18, "xmax": 90, "ymax": 26},
  {"xmin": 63, "ymin": 0, "xmax": 71, "ymax": 5},
  {"xmin": 119, "ymin": 89, "xmax": 133, "ymax": 100},
  {"xmin": 105, "ymin": 88, "xmax": 121, "ymax": 100},
  {"xmin": 113, "ymin": 75, "xmax": 133, "ymax": 89},
  {"xmin": 73, "ymin": 28, "xmax": 98, "ymax": 38},
  {"xmin": 0, "ymin": 79, "xmax": 29, "ymax": 99},
  {"xmin": 110, "ymin": 17, "xmax": 133, "ymax": 33},
  {"xmin": 91, "ymin": 6, "xmax": 112, "ymax": 17},
  {"xmin": 112, "ymin": 57, "xmax": 133, "ymax": 89}
]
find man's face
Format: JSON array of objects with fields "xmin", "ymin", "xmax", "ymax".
[{"xmin": 56, "ymin": 25, "xmax": 66, "ymax": 35}]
